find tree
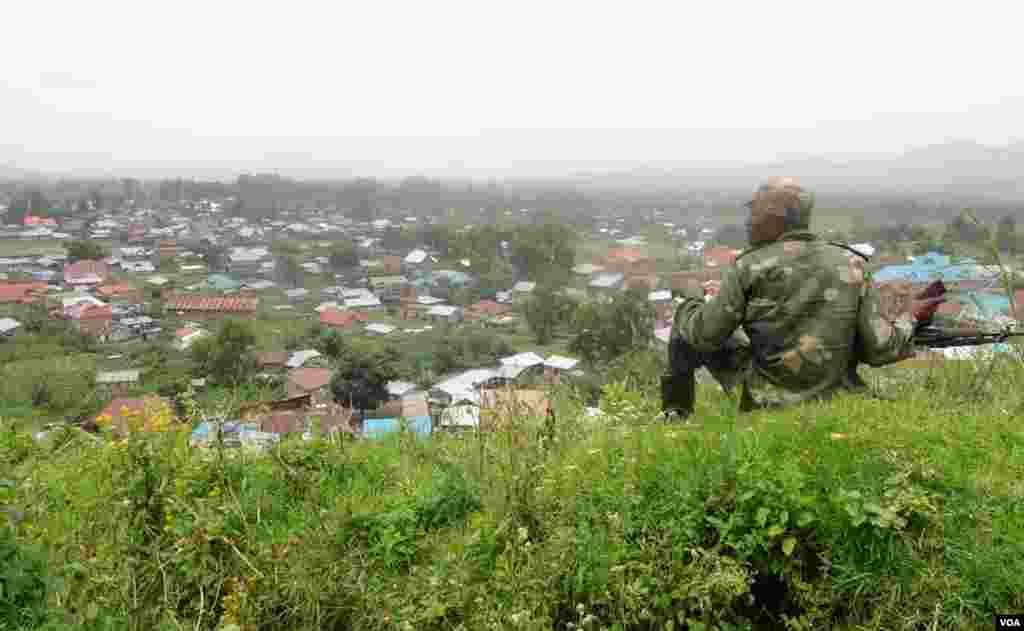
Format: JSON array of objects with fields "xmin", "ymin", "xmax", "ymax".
[
  {"xmin": 508, "ymin": 221, "xmax": 575, "ymax": 284},
  {"xmin": 523, "ymin": 285, "xmax": 576, "ymax": 345},
  {"xmin": 569, "ymin": 286, "xmax": 654, "ymax": 364},
  {"xmin": 277, "ymin": 255, "xmax": 304, "ymax": 288},
  {"xmin": 327, "ymin": 240, "xmax": 360, "ymax": 269},
  {"xmin": 997, "ymin": 215, "xmax": 1017, "ymax": 254},
  {"xmin": 330, "ymin": 350, "xmax": 398, "ymax": 418},
  {"xmin": 5, "ymin": 191, "xmax": 51, "ymax": 225},
  {"xmin": 200, "ymin": 242, "xmax": 227, "ymax": 272},
  {"xmin": 189, "ymin": 319, "xmax": 258, "ymax": 386},
  {"xmin": 315, "ymin": 327, "xmax": 348, "ymax": 361},
  {"xmin": 65, "ymin": 239, "xmax": 110, "ymax": 263}
]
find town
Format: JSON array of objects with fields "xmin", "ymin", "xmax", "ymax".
[{"xmin": 1, "ymin": 175, "xmax": 1021, "ymax": 447}]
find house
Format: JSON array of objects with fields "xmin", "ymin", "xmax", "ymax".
[
  {"xmin": 227, "ymin": 247, "xmax": 270, "ymax": 277},
  {"xmin": 0, "ymin": 282, "xmax": 47, "ymax": 303},
  {"xmin": 365, "ymin": 322, "xmax": 396, "ymax": 336},
  {"xmin": 479, "ymin": 387, "xmax": 550, "ymax": 432},
  {"xmin": 702, "ymin": 247, "xmax": 740, "ymax": 268},
  {"xmin": 669, "ymin": 269, "xmax": 722, "ymax": 293},
  {"xmin": 363, "ymin": 415, "xmax": 432, "ymax": 438},
  {"xmin": 344, "ymin": 295, "xmax": 384, "ymax": 310},
  {"xmin": 163, "ymin": 294, "xmax": 258, "ymax": 320},
  {"xmin": 429, "ymin": 368, "xmax": 496, "ymax": 406},
  {"xmin": 427, "ymin": 304, "xmax": 462, "ymax": 323},
  {"xmin": 96, "ymin": 282, "xmax": 143, "ymax": 303},
  {"xmin": 64, "ymin": 300, "xmax": 112, "ymax": 340},
  {"xmin": 464, "ymin": 299, "xmax": 513, "ymax": 322},
  {"xmin": 404, "ymin": 249, "xmax": 428, "ymax": 266},
  {"xmin": 238, "ymin": 393, "xmax": 314, "ymax": 420},
  {"xmin": 93, "ymin": 396, "xmax": 175, "ymax": 438},
  {"xmin": 256, "ymin": 351, "xmax": 290, "ymax": 371},
  {"xmin": 208, "ymin": 274, "xmax": 242, "ymax": 291},
  {"xmin": 369, "ymin": 275, "xmax": 408, "ymax": 302},
  {"xmin": 121, "ymin": 261, "xmax": 157, "ymax": 273},
  {"xmin": 589, "ymin": 273, "xmax": 625, "ymax": 293},
  {"xmin": 380, "ymin": 256, "xmax": 403, "ymax": 276},
  {"xmin": 96, "ymin": 369, "xmax": 141, "ymax": 397},
  {"xmin": 286, "ymin": 367, "xmax": 333, "ymax": 404},
  {"xmin": 63, "ymin": 260, "xmax": 109, "ymax": 285},
  {"xmin": 512, "ymin": 281, "xmax": 536, "ymax": 300},
  {"xmin": 436, "ymin": 404, "xmax": 481, "ymax": 432},
  {"xmin": 286, "ymin": 349, "xmax": 323, "ymax": 369},
  {"xmin": 285, "ymin": 288, "xmax": 309, "ymax": 303},
  {"xmin": 542, "ymin": 355, "xmax": 580, "ymax": 384},
  {"xmin": 319, "ymin": 308, "xmax": 368, "ymax": 329},
  {"xmin": 175, "ymin": 327, "xmax": 207, "ymax": 351},
  {"xmin": 243, "ymin": 280, "xmax": 277, "ymax": 291},
  {"xmin": 0, "ymin": 317, "xmax": 21, "ymax": 336}
]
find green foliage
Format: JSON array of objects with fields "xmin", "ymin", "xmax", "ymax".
[
  {"xmin": 509, "ymin": 220, "xmax": 576, "ymax": 284},
  {"xmin": 276, "ymin": 254, "xmax": 304, "ymax": 288},
  {"xmin": 63, "ymin": 239, "xmax": 110, "ymax": 263},
  {"xmin": 327, "ymin": 240, "xmax": 360, "ymax": 269},
  {"xmin": 0, "ymin": 524, "xmax": 51, "ymax": 629},
  {"xmin": 523, "ymin": 285, "xmax": 577, "ymax": 345},
  {"xmin": 430, "ymin": 327, "xmax": 514, "ymax": 376},
  {"xmin": 330, "ymin": 349, "xmax": 399, "ymax": 413},
  {"xmin": 313, "ymin": 326, "xmax": 348, "ymax": 361},
  {"xmin": 4, "ymin": 358, "xmax": 1024, "ymax": 629},
  {"xmin": 570, "ymin": 286, "xmax": 655, "ymax": 364},
  {"xmin": 189, "ymin": 319, "xmax": 258, "ymax": 386}
]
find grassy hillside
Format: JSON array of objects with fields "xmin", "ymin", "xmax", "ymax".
[{"xmin": 2, "ymin": 356, "xmax": 1023, "ymax": 630}]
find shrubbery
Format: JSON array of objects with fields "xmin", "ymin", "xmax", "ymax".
[{"xmin": 1, "ymin": 356, "xmax": 1023, "ymax": 629}]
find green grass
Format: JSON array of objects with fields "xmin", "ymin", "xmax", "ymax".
[
  {"xmin": 2, "ymin": 356, "xmax": 1023, "ymax": 629},
  {"xmin": 0, "ymin": 239, "xmax": 87, "ymax": 257}
]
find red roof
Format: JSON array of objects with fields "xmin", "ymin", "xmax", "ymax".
[
  {"xmin": 63, "ymin": 260, "xmax": 109, "ymax": 282},
  {"xmin": 163, "ymin": 294, "xmax": 258, "ymax": 313},
  {"xmin": 175, "ymin": 327, "xmax": 196, "ymax": 339},
  {"xmin": 96, "ymin": 282, "xmax": 137, "ymax": 297},
  {"xmin": 467, "ymin": 300, "xmax": 511, "ymax": 316},
  {"xmin": 288, "ymin": 368, "xmax": 333, "ymax": 393},
  {"xmin": 703, "ymin": 247, "xmax": 739, "ymax": 268},
  {"xmin": 319, "ymin": 309, "xmax": 367, "ymax": 328},
  {"xmin": 69, "ymin": 303, "xmax": 112, "ymax": 321},
  {"xmin": 607, "ymin": 247, "xmax": 644, "ymax": 263},
  {"xmin": 0, "ymin": 282, "xmax": 48, "ymax": 303},
  {"xmin": 23, "ymin": 215, "xmax": 57, "ymax": 226}
]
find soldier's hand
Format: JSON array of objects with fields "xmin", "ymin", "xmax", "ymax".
[{"xmin": 911, "ymin": 280, "xmax": 947, "ymax": 324}]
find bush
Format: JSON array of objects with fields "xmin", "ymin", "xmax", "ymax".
[{"xmin": 3, "ymin": 358, "xmax": 1024, "ymax": 629}]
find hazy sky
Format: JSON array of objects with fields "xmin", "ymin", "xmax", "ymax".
[{"xmin": 2, "ymin": 0, "xmax": 1023, "ymax": 175}]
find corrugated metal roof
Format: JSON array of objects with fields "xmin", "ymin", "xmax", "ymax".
[{"xmin": 164, "ymin": 294, "xmax": 258, "ymax": 312}]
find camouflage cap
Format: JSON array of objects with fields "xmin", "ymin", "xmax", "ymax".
[{"xmin": 745, "ymin": 177, "xmax": 815, "ymax": 227}]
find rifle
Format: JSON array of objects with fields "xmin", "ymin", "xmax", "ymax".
[{"xmin": 913, "ymin": 325, "xmax": 1024, "ymax": 349}]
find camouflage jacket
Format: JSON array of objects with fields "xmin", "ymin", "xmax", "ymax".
[{"xmin": 673, "ymin": 231, "xmax": 917, "ymax": 402}]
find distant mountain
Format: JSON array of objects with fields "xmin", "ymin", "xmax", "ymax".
[{"xmin": 569, "ymin": 140, "xmax": 1024, "ymax": 199}]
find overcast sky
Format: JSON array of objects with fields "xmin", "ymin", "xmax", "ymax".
[{"xmin": 2, "ymin": 0, "xmax": 1023, "ymax": 176}]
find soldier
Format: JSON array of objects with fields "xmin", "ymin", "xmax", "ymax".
[{"xmin": 664, "ymin": 177, "xmax": 945, "ymax": 415}]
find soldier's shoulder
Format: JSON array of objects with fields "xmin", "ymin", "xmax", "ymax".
[
  {"xmin": 735, "ymin": 241, "xmax": 785, "ymax": 265},
  {"xmin": 824, "ymin": 241, "xmax": 870, "ymax": 261}
]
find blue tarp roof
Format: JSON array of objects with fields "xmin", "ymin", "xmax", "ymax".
[
  {"xmin": 873, "ymin": 259, "xmax": 994, "ymax": 283},
  {"xmin": 364, "ymin": 415, "xmax": 432, "ymax": 438},
  {"xmin": 959, "ymin": 292, "xmax": 1011, "ymax": 318}
]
